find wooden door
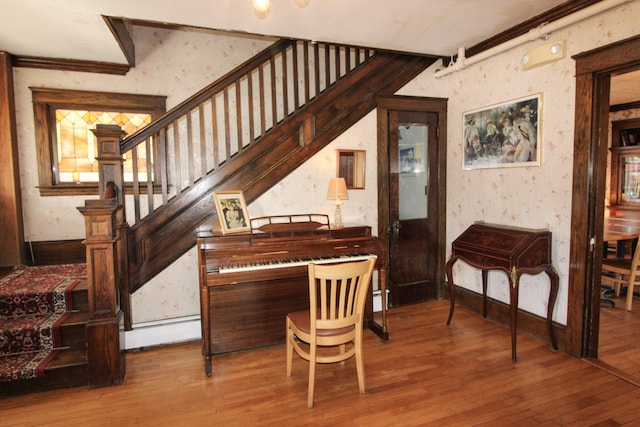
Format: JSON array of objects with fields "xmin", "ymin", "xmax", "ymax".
[{"xmin": 377, "ymin": 96, "xmax": 447, "ymax": 308}]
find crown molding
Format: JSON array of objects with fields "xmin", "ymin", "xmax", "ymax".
[{"xmin": 11, "ymin": 55, "xmax": 130, "ymax": 75}]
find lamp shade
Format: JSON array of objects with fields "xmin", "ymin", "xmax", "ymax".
[{"xmin": 326, "ymin": 177, "xmax": 348, "ymax": 201}]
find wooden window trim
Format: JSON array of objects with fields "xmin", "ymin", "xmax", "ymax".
[{"xmin": 31, "ymin": 88, "xmax": 166, "ymax": 196}]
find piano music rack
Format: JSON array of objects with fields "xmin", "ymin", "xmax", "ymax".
[{"xmin": 250, "ymin": 214, "xmax": 331, "ymax": 242}]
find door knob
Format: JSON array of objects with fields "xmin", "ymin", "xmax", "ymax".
[{"xmin": 392, "ymin": 220, "xmax": 401, "ymax": 239}]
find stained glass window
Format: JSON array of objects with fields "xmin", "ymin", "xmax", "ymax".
[{"xmin": 55, "ymin": 109, "xmax": 152, "ymax": 183}]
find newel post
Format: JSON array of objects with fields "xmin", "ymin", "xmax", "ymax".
[
  {"xmin": 90, "ymin": 124, "xmax": 132, "ymax": 330},
  {"xmin": 77, "ymin": 124, "xmax": 127, "ymax": 388}
]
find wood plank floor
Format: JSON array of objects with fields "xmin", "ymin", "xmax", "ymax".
[
  {"xmin": 596, "ymin": 293, "xmax": 640, "ymax": 384},
  {"xmin": 2, "ymin": 300, "xmax": 640, "ymax": 426}
]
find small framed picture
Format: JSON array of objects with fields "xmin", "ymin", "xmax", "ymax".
[{"xmin": 213, "ymin": 191, "xmax": 251, "ymax": 235}]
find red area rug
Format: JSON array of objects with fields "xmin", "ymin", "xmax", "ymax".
[{"xmin": 0, "ymin": 264, "xmax": 86, "ymax": 382}]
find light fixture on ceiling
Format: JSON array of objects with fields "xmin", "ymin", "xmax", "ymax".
[
  {"xmin": 253, "ymin": 0, "xmax": 311, "ymax": 18},
  {"xmin": 253, "ymin": 0, "xmax": 270, "ymax": 18},
  {"xmin": 521, "ymin": 40, "xmax": 566, "ymax": 71}
]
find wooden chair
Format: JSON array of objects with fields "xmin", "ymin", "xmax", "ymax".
[
  {"xmin": 601, "ymin": 238, "xmax": 640, "ymax": 311},
  {"xmin": 286, "ymin": 257, "xmax": 376, "ymax": 408}
]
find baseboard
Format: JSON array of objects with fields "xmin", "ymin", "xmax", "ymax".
[
  {"xmin": 373, "ymin": 289, "xmax": 389, "ymax": 312},
  {"xmin": 124, "ymin": 315, "xmax": 201, "ymax": 350}
]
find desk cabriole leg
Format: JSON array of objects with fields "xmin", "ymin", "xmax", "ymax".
[
  {"xmin": 446, "ymin": 256, "xmax": 457, "ymax": 325},
  {"xmin": 481, "ymin": 269, "xmax": 488, "ymax": 317},
  {"xmin": 509, "ymin": 273, "xmax": 520, "ymax": 362},
  {"xmin": 546, "ymin": 265, "xmax": 559, "ymax": 350}
]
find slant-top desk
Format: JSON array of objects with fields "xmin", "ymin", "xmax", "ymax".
[{"xmin": 445, "ymin": 222, "xmax": 559, "ymax": 361}]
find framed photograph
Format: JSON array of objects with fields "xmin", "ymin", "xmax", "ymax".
[
  {"xmin": 213, "ymin": 191, "xmax": 251, "ymax": 235},
  {"xmin": 462, "ymin": 93, "xmax": 542, "ymax": 170}
]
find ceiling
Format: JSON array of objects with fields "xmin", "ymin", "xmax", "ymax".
[{"xmin": 0, "ymin": 0, "xmax": 638, "ymax": 104}]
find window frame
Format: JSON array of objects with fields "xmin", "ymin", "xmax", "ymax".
[{"xmin": 31, "ymin": 88, "xmax": 166, "ymax": 196}]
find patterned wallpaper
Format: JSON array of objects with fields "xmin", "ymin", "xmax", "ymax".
[
  {"xmin": 399, "ymin": 1, "xmax": 639, "ymax": 325},
  {"xmin": 10, "ymin": 2, "xmax": 640, "ymax": 325}
]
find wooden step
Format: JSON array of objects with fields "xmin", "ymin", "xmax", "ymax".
[
  {"xmin": 0, "ymin": 354, "xmax": 88, "ymax": 397},
  {"xmin": 59, "ymin": 311, "xmax": 89, "ymax": 351},
  {"xmin": 0, "ymin": 273, "xmax": 90, "ymax": 397},
  {"xmin": 70, "ymin": 280, "xmax": 88, "ymax": 312}
]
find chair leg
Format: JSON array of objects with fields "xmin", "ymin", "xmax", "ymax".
[
  {"xmin": 626, "ymin": 282, "xmax": 634, "ymax": 311},
  {"xmin": 354, "ymin": 330, "xmax": 365, "ymax": 394},
  {"xmin": 286, "ymin": 317, "xmax": 293, "ymax": 377},
  {"xmin": 307, "ymin": 342, "xmax": 317, "ymax": 408},
  {"xmin": 615, "ymin": 274, "xmax": 622, "ymax": 297}
]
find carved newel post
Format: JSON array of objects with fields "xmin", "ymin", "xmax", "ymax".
[{"xmin": 77, "ymin": 124, "xmax": 126, "ymax": 388}]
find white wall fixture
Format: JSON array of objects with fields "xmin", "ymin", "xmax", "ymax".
[
  {"xmin": 522, "ymin": 40, "xmax": 565, "ymax": 70},
  {"xmin": 434, "ymin": 0, "xmax": 633, "ymax": 78}
]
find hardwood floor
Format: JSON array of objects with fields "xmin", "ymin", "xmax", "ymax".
[
  {"xmin": 2, "ymin": 300, "xmax": 640, "ymax": 426},
  {"xmin": 596, "ymin": 293, "xmax": 640, "ymax": 385}
]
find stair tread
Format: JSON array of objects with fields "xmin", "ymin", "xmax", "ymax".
[
  {"xmin": 47, "ymin": 348, "xmax": 87, "ymax": 369},
  {"xmin": 63, "ymin": 311, "xmax": 90, "ymax": 325}
]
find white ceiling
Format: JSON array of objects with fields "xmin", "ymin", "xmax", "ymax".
[
  {"xmin": 0, "ymin": 0, "xmax": 572, "ymax": 62},
  {"xmin": 0, "ymin": 0, "xmax": 638, "ymax": 104}
]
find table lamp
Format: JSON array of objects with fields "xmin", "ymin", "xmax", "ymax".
[{"xmin": 326, "ymin": 177, "xmax": 348, "ymax": 228}]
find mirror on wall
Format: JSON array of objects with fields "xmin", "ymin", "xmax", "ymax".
[{"xmin": 337, "ymin": 149, "xmax": 366, "ymax": 189}]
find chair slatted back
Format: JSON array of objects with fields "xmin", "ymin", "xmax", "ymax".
[{"xmin": 308, "ymin": 258, "xmax": 376, "ymax": 331}]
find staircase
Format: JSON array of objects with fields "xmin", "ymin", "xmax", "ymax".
[
  {"xmin": 0, "ymin": 272, "xmax": 89, "ymax": 397},
  {"xmin": 117, "ymin": 39, "xmax": 436, "ymax": 299}
]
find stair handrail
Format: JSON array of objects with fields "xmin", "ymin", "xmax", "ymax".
[
  {"xmin": 119, "ymin": 39, "xmax": 297, "ymax": 153},
  {"xmin": 113, "ymin": 38, "xmax": 376, "ymax": 228}
]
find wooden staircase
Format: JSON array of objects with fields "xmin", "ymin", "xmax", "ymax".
[
  {"xmin": 0, "ymin": 277, "xmax": 89, "ymax": 397},
  {"xmin": 119, "ymin": 40, "xmax": 437, "ymax": 299}
]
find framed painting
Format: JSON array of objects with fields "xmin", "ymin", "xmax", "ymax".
[
  {"xmin": 462, "ymin": 93, "xmax": 542, "ymax": 170},
  {"xmin": 213, "ymin": 190, "xmax": 251, "ymax": 234}
]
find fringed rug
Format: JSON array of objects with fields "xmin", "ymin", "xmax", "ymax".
[{"xmin": 0, "ymin": 263, "xmax": 86, "ymax": 382}]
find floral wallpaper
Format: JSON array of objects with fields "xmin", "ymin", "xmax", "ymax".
[
  {"xmin": 10, "ymin": 2, "xmax": 640, "ymax": 326},
  {"xmin": 398, "ymin": 1, "xmax": 639, "ymax": 325}
]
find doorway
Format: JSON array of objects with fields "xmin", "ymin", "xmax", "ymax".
[
  {"xmin": 597, "ymin": 68, "xmax": 640, "ymax": 382},
  {"xmin": 377, "ymin": 96, "xmax": 447, "ymax": 306},
  {"xmin": 568, "ymin": 35, "xmax": 640, "ymax": 367}
]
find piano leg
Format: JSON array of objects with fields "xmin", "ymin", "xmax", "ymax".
[
  {"xmin": 368, "ymin": 267, "xmax": 389, "ymax": 341},
  {"xmin": 205, "ymin": 357, "xmax": 212, "ymax": 377}
]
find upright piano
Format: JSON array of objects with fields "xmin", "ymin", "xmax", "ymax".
[
  {"xmin": 197, "ymin": 214, "xmax": 388, "ymax": 376},
  {"xmin": 445, "ymin": 222, "xmax": 559, "ymax": 361}
]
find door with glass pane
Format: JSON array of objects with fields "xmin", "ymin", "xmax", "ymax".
[{"xmin": 387, "ymin": 110, "xmax": 439, "ymax": 306}]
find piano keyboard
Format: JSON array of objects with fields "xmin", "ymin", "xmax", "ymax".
[{"xmin": 218, "ymin": 253, "xmax": 377, "ymax": 273}]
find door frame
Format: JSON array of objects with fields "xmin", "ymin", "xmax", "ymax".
[
  {"xmin": 377, "ymin": 95, "xmax": 448, "ymax": 300},
  {"xmin": 569, "ymin": 34, "xmax": 640, "ymax": 358}
]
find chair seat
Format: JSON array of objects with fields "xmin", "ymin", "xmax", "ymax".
[
  {"xmin": 288, "ymin": 310, "xmax": 354, "ymax": 337},
  {"xmin": 601, "ymin": 244, "xmax": 640, "ymax": 311}
]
